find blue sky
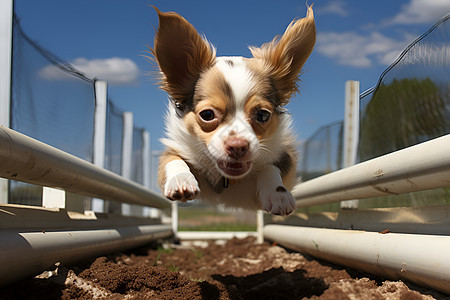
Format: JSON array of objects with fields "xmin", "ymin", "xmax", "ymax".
[{"xmin": 13, "ymin": 0, "xmax": 450, "ymax": 150}]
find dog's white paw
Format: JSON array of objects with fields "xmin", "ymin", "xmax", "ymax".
[
  {"xmin": 164, "ymin": 172, "xmax": 200, "ymax": 202},
  {"xmin": 259, "ymin": 185, "xmax": 296, "ymax": 216}
]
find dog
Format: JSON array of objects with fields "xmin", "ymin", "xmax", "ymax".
[{"xmin": 151, "ymin": 6, "xmax": 316, "ymax": 215}]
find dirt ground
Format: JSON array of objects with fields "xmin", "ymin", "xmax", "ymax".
[{"xmin": 0, "ymin": 237, "xmax": 447, "ymax": 300}]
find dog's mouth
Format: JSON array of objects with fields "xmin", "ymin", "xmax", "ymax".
[{"xmin": 217, "ymin": 160, "xmax": 251, "ymax": 177}]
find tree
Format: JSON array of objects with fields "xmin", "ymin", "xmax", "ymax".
[{"xmin": 359, "ymin": 78, "xmax": 448, "ymax": 161}]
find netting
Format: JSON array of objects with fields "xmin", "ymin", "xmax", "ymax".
[
  {"xmin": 104, "ymin": 100, "xmax": 123, "ymax": 175},
  {"xmin": 300, "ymin": 121, "xmax": 343, "ymax": 181},
  {"xmin": 127, "ymin": 127, "xmax": 147, "ymax": 216},
  {"xmin": 11, "ymin": 18, "xmax": 95, "ymax": 160},
  {"xmin": 7, "ymin": 16, "xmax": 154, "ymax": 213},
  {"xmin": 358, "ymin": 14, "xmax": 450, "ymax": 162},
  {"xmin": 298, "ymin": 15, "xmax": 450, "ymax": 211},
  {"xmin": 9, "ymin": 17, "xmax": 95, "ymax": 206}
]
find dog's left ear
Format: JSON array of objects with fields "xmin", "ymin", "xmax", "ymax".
[
  {"xmin": 151, "ymin": 7, "xmax": 216, "ymax": 105},
  {"xmin": 250, "ymin": 5, "xmax": 316, "ymax": 105}
]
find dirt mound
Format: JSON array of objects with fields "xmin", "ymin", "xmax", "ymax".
[{"xmin": 0, "ymin": 237, "xmax": 445, "ymax": 299}]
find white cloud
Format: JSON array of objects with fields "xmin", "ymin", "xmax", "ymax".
[
  {"xmin": 317, "ymin": 31, "xmax": 410, "ymax": 67},
  {"xmin": 387, "ymin": 0, "xmax": 450, "ymax": 25},
  {"xmin": 316, "ymin": 1, "xmax": 349, "ymax": 17},
  {"xmin": 314, "ymin": 0, "xmax": 449, "ymax": 68},
  {"xmin": 39, "ymin": 57, "xmax": 140, "ymax": 85}
]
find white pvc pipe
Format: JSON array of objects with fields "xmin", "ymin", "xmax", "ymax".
[
  {"xmin": 293, "ymin": 134, "xmax": 450, "ymax": 207},
  {"xmin": 0, "ymin": 0, "xmax": 13, "ymax": 205},
  {"xmin": 0, "ymin": 126, "xmax": 170, "ymax": 209},
  {"xmin": 264, "ymin": 225, "xmax": 450, "ymax": 295},
  {"xmin": 0, "ymin": 224, "xmax": 172, "ymax": 287}
]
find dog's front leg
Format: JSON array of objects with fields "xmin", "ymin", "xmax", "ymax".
[
  {"xmin": 159, "ymin": 154, "xmax": 200, "ymax": 202},
  {"xmin": 257, "ymin": 165, "xmax": 296, "ymax": 216}
]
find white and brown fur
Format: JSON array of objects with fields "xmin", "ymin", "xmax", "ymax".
[{"xmin": 151, "ymin": 6, "xmax": 316, "ymax": 215}]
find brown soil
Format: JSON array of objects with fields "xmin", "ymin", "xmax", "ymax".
[{"xmin": 0, "ymin": 237, "xmax": 446, "ymax": 299}]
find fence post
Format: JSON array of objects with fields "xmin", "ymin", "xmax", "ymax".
[
  {"xmin": 142, "ymin": 130, "xmax": 159, "ymax": 218},
  {"xmin": 257, "ymin": 211, "xmax": 264, "ymax": 244},
  {"xmin": 340, "ymin": 80, "xmax": 360, "ymax": 209},
  {"xmin": 0, "ymin": 0, "xmax": 13, "ymax": 204},
  {"xmin": 121, "ymin": 111, "xmax": 133, "ymax": 215},
  {"xmin": 42, "ymin": 187, "xmax": 66, "ymax": 208},
  {"xmin": 172, "ymin": 202, "xmax": 178, "ymax": 237},
  {"xmin": 91, "ymin": 80, "xmax": 108, "ymax": 212}
]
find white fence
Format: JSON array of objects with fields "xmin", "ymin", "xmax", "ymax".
[{"xmin": 0, "ymin": 1, "xmax": 172, "ymax": 287}]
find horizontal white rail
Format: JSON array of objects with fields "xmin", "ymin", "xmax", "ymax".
[
  {"xmin": 0, "ymin": 224, "xmax": 172, "ymax": 287},
  {"xmin": 0, "ymin": 126, "xmax": 170, "ymax": 209},
  {"xmin": 293, "ymin": 134, "xmax": 450, "ymax": 207},
  {"xmin": 264, "ymin": 225, "xmax": 450, "ymax": 295}
]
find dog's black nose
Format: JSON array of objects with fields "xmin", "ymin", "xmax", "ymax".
[{"xmin": 225, "ymin": 137, "xmax": 249, "ymax": 160}]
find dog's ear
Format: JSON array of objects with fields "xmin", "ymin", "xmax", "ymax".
[
  {"xmin": 152, "ymin": 8, "xmax": 216, "ymax": 104},
  {"xmin": 250, "ymin": 5, "xmax": 316, "ymax": 105}
]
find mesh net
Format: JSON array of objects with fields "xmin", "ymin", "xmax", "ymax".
[
  {"xmin": 300, "ymin": 121, "xmax": 343, "ymax": 181},
  {"xmin": 11, "ymin": 18, "xmax": 95, "ymax": 159},
  {"xmin": 127, "ymin": 127, "xmax": 147, "ymax": 216},
  {"xmin": 150, "ymin": 151, "xmax": 161, "ymax": 192},
  {"xmin": 298, "ymin": 15, "xmax": 450, "ymax": 211},
  {"xmin": 104, "ymin": 100, "xmax": 123, "ymax": 175},
  {"xmin": 358, "ymin": 15, "xmax": 450, "ymax": 162},
  {"xmin": 9, "ymin": 17, "xmax": 95, "ymax": 206},
  {"xmin": 7, "ymin": 16, "xmax": 158, "ymax": 214}
]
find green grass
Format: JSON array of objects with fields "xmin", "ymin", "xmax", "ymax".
[
  {"xmin": 178, "ymin": 208, "xmax": 229, "ymax": 219},
  {"xmin": 166, "ymin": 263, "xmax": 179, "ymax": 272}
]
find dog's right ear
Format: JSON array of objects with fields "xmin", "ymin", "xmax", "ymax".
[{"xmin": 151, "ymin": 7, "xmax": 216, "ymax": 105}]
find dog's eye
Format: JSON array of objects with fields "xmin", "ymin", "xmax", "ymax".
[
  {"xmin": 255, "ymin": 109, "xmax": 271, "ymax": 123},
  {"xmin": 199, "ymin": 109, "xmax": 215, "ymax": 121}
]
